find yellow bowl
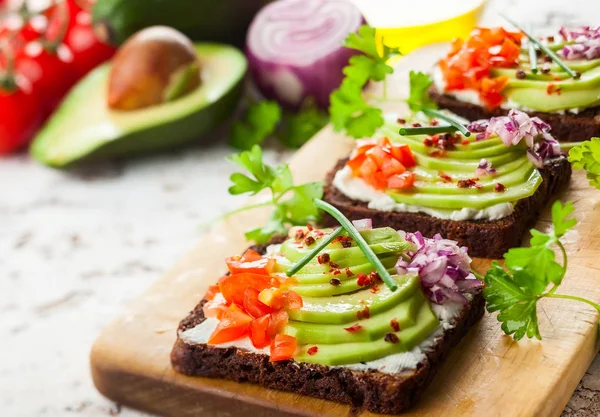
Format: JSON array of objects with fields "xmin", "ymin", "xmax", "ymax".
[{"xmin": 351, "ymin": 0, "xmax": 486, "ymax": 55}]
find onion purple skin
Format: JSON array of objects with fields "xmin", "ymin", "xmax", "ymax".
[{"xmin": 246, "ymin": 37, "xmax": 364, "ymax": 110}]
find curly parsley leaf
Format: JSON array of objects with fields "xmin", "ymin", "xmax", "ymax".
[
  {"xmin": 225, "ymin": 145, "xmax": 323, "ymax": 243},
  {"xmin": 483, "ymin": 201, "xmax": 589, "ymax": 341},
  {"xmin": 568, "ymin": 138, "xmax": 600, "ymax": 189},
  {"xmin": 230, "ymin": 101, "xmax": 282, "ymax": 150},
  {"xmin": 278, "ymin": 101, "xmax": 329, "ymax": 149},
  {"xmin": 329, "ymin": 25, "xmax": 400, "ymax": 139},
  {"xmin": 406, "ymin": 71, "xmax": 437, "ymax": 112}
]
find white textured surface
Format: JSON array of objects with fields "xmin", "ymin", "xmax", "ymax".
[{"xmin": 2, "ymin": 0, "xmax": 600, "ymax": 416}]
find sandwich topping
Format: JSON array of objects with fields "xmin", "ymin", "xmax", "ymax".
[
  {"xmin": 433, "ymin": 26, "xmax": 600, "ymax": 113},
  {"xmin": 332, "ymin": 111, "xmax": 562, "ymax": 221},
  {"xmin": 179, "ymin": 225, "xmax": 481, "ymax": 372}
]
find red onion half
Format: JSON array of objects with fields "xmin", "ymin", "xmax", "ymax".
[{"xmin": 246, "ymin": 0, "xmax": 365, "ymax": 109}]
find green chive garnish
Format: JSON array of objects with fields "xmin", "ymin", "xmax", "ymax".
[
  {"xmin": 422, "ymin": 109, "xmax": 471, "ymax": 137},
  {"xmin": 285, "ymin": 227, "xmax": 344, "ymax": 277},
  {"xmin": 399, "ymin": 125, "xmax": 459, "ymax": 136},
  {"xmin": 313, "ymin": 199, "xmax": 398, "ymax": 291},
  {"xmin": 502, "ymin": 15, "xmax": 580, "ymax": 79},
  {"xmin": 527, "ymin": 24, "xmax": 538, "ymax": 74}
]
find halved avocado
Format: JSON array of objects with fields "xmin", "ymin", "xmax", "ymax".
[{"xmin": 31, "ymin": 43, "xmax": 246, "ymax": 167}]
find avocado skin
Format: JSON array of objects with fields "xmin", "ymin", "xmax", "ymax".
[
  {"xmin": 30, "ymin": 43, "xmax": 246, "ymax": 167},
  {"xmin": 93, "ymin": 0, "xmax": 268, "ymax": 46}
]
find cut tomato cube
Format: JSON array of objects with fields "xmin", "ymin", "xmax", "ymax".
[
  {"xmin": 388, "ymin": 172, "xmax": 416, "ymax": 190},
  {"xmin": 219, "ymin": 273, "xmax": 272, "ymax": 306},
  {"xmin": 391, "ymin": 144, "xmax": 416, "ymax": 168},
  {"xmin": 204, "ymin": 284, "xmax": 220, "ymax": 301},
  {"xmin": 377, "ymin": 136, "xmax": 391, "ymax": 147},
  {"xmin": 226, "ymin": 255, "xmax": 275, "ymax": 276},
  {"xmin": 267, "ymin": 309, "xmax": 289, "ymax": 339},
  {"xmin": 244, "ymin": 287, "xmax": 274, "ymax": 318},
  {"xmin": 269, "ymin": 334, "xmax": 297, "ymax": 362},
  {"xmin": 203, "ymin": 299, "xmax": 227, "ymax": 319},
  {"xmin": 346, "ymin": 153, "xmax": 366, "ymax": 175},
  {"xmin": 241, "ymin": 249, "xmax": 262, "ymax": 262},
  {"xmin": 258, "ymin": 289, "xmax": 303, "ymax": 310},
  {"xmin": 381, "ymin": 157, "xmax": 406, "ymax": 177},
  {"xmin": 249, "ymin": 315, "xmax": 271, "ymax": 349},
  {"xmin": 370, "ymin": 171, "xmax": 388, "ymax": 190},
  {"xmin": 366, "ymin": 145, "xmax": 387, "ymax": 167},
  {"xmin": 359, "ymin": 157, "xmax": 378, "ymax": 179},
  {"xmin": 207, "ymin": 305, "xmax": 253, "ymax": 345}
]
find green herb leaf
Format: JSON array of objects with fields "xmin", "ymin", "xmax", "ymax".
[
  {"xmin": 225, "ymin": 145, "xmax": 323, "ymax": 243},
  {"xmin": 230, "ymin": 101, "xmax": 282, "ymax": 150},
  {"xmin": 483, "ymin": 263, "xmax": 541, "ymax": 341},
  {"xmin": 329, "ymin": 25, "xmax": 400, "ymax": 139},
  {"xmin": 278, "ymin": 100, "xmax": 329, "ymax": 149},
  {"xmin": 551, "ymin": 200, "xmax": 577, "ymax": 238},
  {"xmin": 406, "ymin": 71, "xmax": 437, "ymax": 112},
  {"xmin": 568, "ymin": 138, "xmax": 600, "ymax": 189}
]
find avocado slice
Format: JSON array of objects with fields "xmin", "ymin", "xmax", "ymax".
[
  {"xmin": 30, "ymin": 43, "xmax": 247, "ymax": 167},
  {"xmin": 294, "ymin": 301, "xmax": 440, "ymax": 366},
  {"xmin": 288, "ymin": 274, "xmax": 420, "ymax": 324}
]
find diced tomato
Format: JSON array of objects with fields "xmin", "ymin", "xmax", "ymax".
[
  {"xmin": 366, "ymin": 145, "xmax": 388, "ymax": 167},
  {"xmin": 226, "ymin": 252, "xmax": 275, "ymax": 276},
  {"xmin": 207, "ymin": 305, "xmax": 253, "ymax": 345},
  {"xmin": 219, "ymin": 273, "xmax": 272, "ymax": 306},
  {"xmin": 267, "ymin": 310, "xmax": 289, "ymax": 339},
  {"xmin": 249, "ymin": 315, "xmax": 271, "ymax": 349},
  {"xmin": 243, "ymin": 287, "xmax": 274, "ymax": 318},
  {"xmin": 370, "ymin": 171, "xmax": 388, "ymax": 190},
  {"xmin": 347, "ymin": 153, "xmax": 366, "ymax": 175},
  {"xmin": 388, "ymin": 172, "xmax": 416, "ymax": 190},
  {"xmin": 204, "ymin": 284, "xmax": 220, "ymax": 301},
  {"xmin": 376, "ymin": 136, "xmax": 391, "ymax": 147},
  {"xmin": 359, "ymin": 157, "xmax": 378, "ymax": 178},
  {"xmin": 380, "ymin": 157, "xmax": 406, "ymax": 177},
  {"xmin": 203, "ymin": 299, "xmax": 228, "ymax": 319},
  {"xmin": 390, "ymin": 144, "xmax": 416, "ymax": 168},
  {"xmin": 258, "ymin": 289, "xmax": 303, "ymax": 310},
  {"xmin": 269, "ymin": 334, "xmax": 297, "ymax": 362}
]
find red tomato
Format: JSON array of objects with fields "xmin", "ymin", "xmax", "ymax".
[
  {"xmin": 380, "ymin": 157, "xmax": 405, "ymax": 177},
  {"xmin": 267, "ymin": 310, "xmax": 289, "ymax": 339},
  {"xmin": 207, "ymin": 305, "xmax": 253, "ymax": 344},
  {"xmin": 204, "ymin": 284, "xmax": 220, "ymax": 301},
  {"xmin": 0, "ymin": 87, "xmax": 45, "ymax": 154},
  {"xmin": 270, "ymin": 334, "xmax": 297, "ymax": 362},
  {"xmin": 390, "ymin": 144, "xmax": 416, "ymax": 168},
  {"xmin": 226, "ymin": 252, "xmax": 275, "ymax": 276},
  {"xmin": 347, "ymin": 153, "xmax": 366, "ymax": 175},
  {"xmin": 388, "ymin": 172, "xmax": 416, "ymax": 190},
  {"xmin": 365, "ymin": 145, "xmax": 387, "ymax": 167},
  {"xmin": 202, "ymin": 299, "xmax": 227, "ymax": 319},
  {"xmin": 259, "ymin": 289, "xmax": 303, "ymax": 310},
  {"xmin": 249, "ymin": 315, "xmax": 271, "ymax": 349},
  {"xmin": 243, "ymin": 287, "xmax": 274, "ymax": 318},
  {"xmin": 63, "ymin": 9, "xmax": 116, "ymax": 79},
  {"xmin": 15, "ymin": 45, "xmax": 77, "ymax": 116},
  {"xmin": 219, "ymin": 273, "xmax": 272, "ymax": 306}
]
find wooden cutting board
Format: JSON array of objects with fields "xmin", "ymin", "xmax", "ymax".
[{"xmin": 91, "ymin": 45, "xmax": 600, "ymax": 417}]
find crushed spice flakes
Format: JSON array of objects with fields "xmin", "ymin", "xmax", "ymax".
[
  {"xmin": 330, "ymin": 277, "xmax": 341, "ymax": 286},
  {"xmin": 307, "ymin": 346, "xmax": 318, "ymax": 355},
  {"xmin": 303, "ymin": 236, "xmax": 316, "ymax": 246},
  {"xmin": 344, "ymin": 323, "xmax": 363, "ymax": 332},
  {"xmin": 494, "ymin": 183, "xmax": 506, "ymax": 192},
  {"xmin": 357, "ymin": 306, "xmax": 371, "ymax": 320},
  {"xmin": 384, "ymin": 333, "xmax": 400, "ymax": 344},
  {"xmin": 390, "ymin": 318, "xmax": 400, "ymax": 332},
  {"xmin": 317, "ymin": 253, "xmax": 330, "ymax": 264},
  {"xmin": 457, "ymin": 178, "xmax": 482, "ymax": 189}
]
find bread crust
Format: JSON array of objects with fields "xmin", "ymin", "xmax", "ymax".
[
  {"xmin": 322, "ymin": 157, "xmax": 571, "ymax": 259},
  {"xmin": 429, "ymin": 87, "xmax": 600, "ymax": 143}
]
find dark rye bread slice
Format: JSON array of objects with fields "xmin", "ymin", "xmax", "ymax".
[
  {"xmin": 170, "ymin": 240, "xmax": 486, "ymax": 415},
  {"xmin": 322, "ymin": 157, "xmax": 572, "ymax": 259},
  {"xmin": 429, "ymin": 87, "xmax": 600, "ymax": 143}
]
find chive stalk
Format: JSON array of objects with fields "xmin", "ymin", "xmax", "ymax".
[
  {"xmin": 285, "ymin": 227, "xmax": 344, "ymax": 277},
  {"xmin": 527, "ymin": 24, "xmax": 538, "ymax": 74},
  {"xmin": 313, "ymin": 199, "xmax": 398, "ymax": 291},
  {"xmin": 399, "ymin": 125, "xmax": 459, "ymax": 136},
  {"xmin": 422, "ymin": 109, "xmax": 471, "ymax": 137},
  {"xmin": 502, "ymin": 15, "xmax": 580, "ymax": 79}
]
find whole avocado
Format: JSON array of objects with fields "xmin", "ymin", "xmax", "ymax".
[{"xmin": 92, "ymin": 0, "xmax": 270, "ymax": 46}]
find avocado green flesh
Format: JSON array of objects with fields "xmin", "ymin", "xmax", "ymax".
[
  {"xmin": 30, "ymin": 43, "xmax": 247, "ymax": 167},
  {"xmin": 294, "ymin": 302, "xmax": 440, "ymax": 366},
  {"xmin": 269, "ymin": 228, "xmax": 443, "ymax": 366},
  {"xmin": 369, "ymin": 128, "xmax": 543, "ymax": 211},
  {"xmin": 490, "ymin": 44, "xmax": 600, "ymax": 111}
]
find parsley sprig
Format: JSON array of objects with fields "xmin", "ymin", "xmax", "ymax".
[
  {"xmin": 568, "ymin": 138, "xmax": 600, "ymax": 189},
  {"xmin": 224, "ymin": 145, "xmax": 323, "ymax": 243},
  {"xmin": 404, "ymin": 71, "xmax": 471, "ymax": 137},
  {"xmin": 230, "ymin": 100, "xmax": 328, "ymax": 151},
  {"xmin": 484, "ymin": 201, "xmax": 600, "ymax": 341},
  {"xmin": 329, "ymin": 25, "xmax": 401, "ymax": 139}
]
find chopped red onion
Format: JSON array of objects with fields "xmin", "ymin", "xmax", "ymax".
[
  {"xmin": 467, "ymin": 110, "xmax": 562, "ymax": 166},
  {"xmin": 352, "ymin": 218, "xmax": 373, "ymax": 231},
  {"xmin": 475, "ymin": 158, "xmax": 497, "ymax": 177},
  {"xmin": 246, "ymin": 0, "xmax": 365, "ymax": 108},
  {"xmin": 397, "ymin": 232, "xmax": 482, "ymax": 305},
  {"xmin": 559, "ymin": 26, "xmax": 600, "ymax": 60}
]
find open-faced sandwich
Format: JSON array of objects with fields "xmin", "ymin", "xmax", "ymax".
[
  {"xmin": 428, "ymin": 25, "xmax": 600, "ymax": 142},
  {"xmin": 171, "ymin": 214, "xmax": 484, "ymax": 415},
  {"xmin": 323, "ymin": 111, "xmax": 572, "ymax": 258}
]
